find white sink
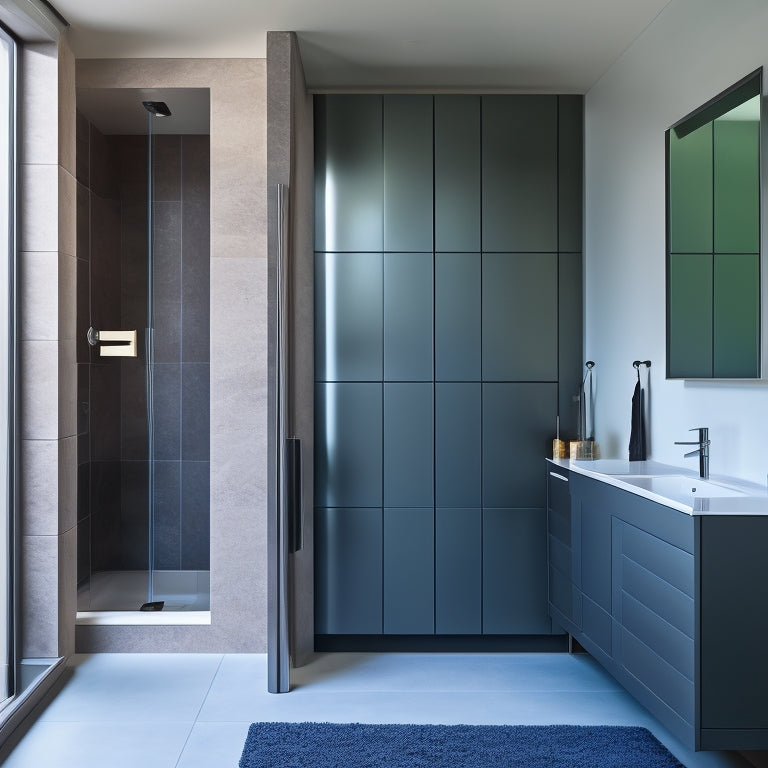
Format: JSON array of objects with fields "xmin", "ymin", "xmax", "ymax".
[{"xmin": 613, "ymin": 474, "xmax": 746, "ymax": 506}]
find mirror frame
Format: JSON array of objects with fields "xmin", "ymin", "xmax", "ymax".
[{"xmin": 665, "ymin": 68, "xmax": 763, "ymax": 380}]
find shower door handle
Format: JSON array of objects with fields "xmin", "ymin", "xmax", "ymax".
[{"xmin": 87, "ymin": 327, "xmax": 138, "ymax": 357}]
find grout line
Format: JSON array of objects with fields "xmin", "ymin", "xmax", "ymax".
[{"xmin": 173, "ymin": 654, "xmax": 226, "ymax": 768}]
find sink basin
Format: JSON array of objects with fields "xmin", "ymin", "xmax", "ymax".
[{"xmin": 613, "ymin": 474, "xmax": 746, "ymax": 507}]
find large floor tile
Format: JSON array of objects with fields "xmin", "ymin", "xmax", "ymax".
[
  {"xmin": 196, "ymin": 654, "xmax": 269, "ymax": 722},
  {"xmin": 38, "ymin": 653, "xmax": 223, "ymax": 723},
  {"xmin": 2, "ymin": 652, "xmax": 758, "ymax": 768},
  {"xmin": 1, "ymin": 720, "xmax": 192, "ymax": 768},
  {"xmin": 291, "ymin": 652, "xmax": 622, "ymax": 693},
  {"xmin": 176, "ymin": 722, "xmax": 252, "ymax": 768}
]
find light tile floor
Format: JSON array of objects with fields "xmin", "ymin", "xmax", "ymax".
[{"xmin": 0, "ymin": 652, "xmax": 760, "ymax": 768}]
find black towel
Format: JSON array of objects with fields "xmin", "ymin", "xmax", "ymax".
[{"xmin": 629, "ymin": 380, "xmax": 646, "ymax": 461}]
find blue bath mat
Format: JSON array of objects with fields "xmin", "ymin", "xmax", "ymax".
[{"xmin": 239, "ymin": 722, "xmax": 685, "ymax": 767}]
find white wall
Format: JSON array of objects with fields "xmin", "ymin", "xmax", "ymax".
[{"xmin": 584, "ymin": 0, "xmax": 768, "ymax": 484}]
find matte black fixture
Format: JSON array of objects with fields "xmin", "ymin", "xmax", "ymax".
[{"xmin": 142, "ymin": 100, "xmax": 171, "ymax": 117}]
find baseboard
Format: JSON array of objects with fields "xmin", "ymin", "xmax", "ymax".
[{"xmin": 315, "ymin": 634, "xmax": 569, "ymax": 653}]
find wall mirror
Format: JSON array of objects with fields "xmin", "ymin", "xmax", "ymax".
[{"xmin": 666, "ymin": 68, "xmax": 762, "ymax": 379}]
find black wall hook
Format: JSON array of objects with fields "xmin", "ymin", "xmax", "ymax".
[{"xmin": 633, "ymin": 359, "xmax": 651, "ymax": 382}]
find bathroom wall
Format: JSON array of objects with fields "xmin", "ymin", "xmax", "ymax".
[
  {"xmin": 76, "ymin": 59, "xmax": 266, "ymax": 652},
  {"xmin": 584, "ymin": 0, "xmax": 768, "ymax": 484},
  {"xmin": 20, "ymin": 33, "xmax": 78, "ymax": 660}
]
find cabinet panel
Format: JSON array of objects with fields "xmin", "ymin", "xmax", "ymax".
[
  {"xmin": 701, "ymin": 516, "xmax": 768, "ymax": 730},
  {"xmin": 482, "ymin": 96, "xmax": 557, "ymax": 252},
  {"xmin": 548, "ymin": 532, "xmax": 571, "ymax": 576},
  {"xmin": 668, "ymin": 121, "xmax": 713, "ymax": 254},
  {"xmin": 618, "ymin": 521, "xmax": 694, "ymax": 598},
  {"xmin": 384, "ymin": 252, "xmax": 433, "ymax": 381},
  {"xmin": 579, "ymin": 497, "xmax": 612, "ymax": 612},
  {"xmin": 582, "ymin": 596, "xmax": 612, "ymax": 656},
  {"xmin": 549, "ymin": 566, "xmax": 575, "ymax": 624},
  {"xmin": 558, "ymin": 96, "xmax": 584, "ymax": 253},
  {"xmin": 315, "ymin": 507, "xmax": 383, "ymax": 634},
  {"xmin": 314, "ymin": 95, "xmax": 383, "ymax": 252},
  {"xmin": 621, "ymin": 592, "xmax": 694, "ymax": 680},
  {"xmin": 713, "ymin": 252, "xmax": 759, "ymax": 378},
  {"xmin": 482, "ymin": 253, "xmax": 557, "ymax": 381},
  {"xmin": 435, "ymin": 95, "xmax": 481, "ymax": 252},
  {"xmin": 483, "ymin": 508, "xmax": 550, "ymax": 634},
  {"xmin": 558, "ymin": 252, "xmax": 583, "ymax": 435},
  {"xmin": 547, "ymin": 470, "xmax": 571, "ymax": 546},
  {"xmin": 435, "ymin": 253, "xmax": 481, "ymax": 381},
  {"xmin": 668, "ymin": 253, "xmax": 713, "ymax": 379},
  {"xmin": 620, "ymin": 627, "xmax": 695, "ymax": 723},
  {"xmin": 483, "ymin": 383, "xmax": 557, "ymax": 508},
  {"xmin": 384, "ymin": 383, "xmax": 433, "ymax": 508},
  {"xmin": 384, "ymin": 508, "xmax": 434, "ymax": 634},
  {"xmin": 436, "ymin": 508, "xmax": 481, "ymax": 634},
  {"xmin": 315, "ymin": 383, "xmax": 382, "ymax": 507},
  {"xmin": 315, "ymin": 252, "xmax": 383, "ymax": 382},
  {"xmin": 619, "ymin": 557, "xmax": 694, "ymax": 639},
  {"xmin": 384, "ymin": 95, "xmax": 433, "ymax": 252},
  {"xmin": 435, "ymin": 383, "xmax": 481, "ymax": 508}
]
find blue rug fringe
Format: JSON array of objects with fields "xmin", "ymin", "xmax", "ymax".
[{"xmin": 239, "ymin": 722, "xmax": 685, "ymax": 767}]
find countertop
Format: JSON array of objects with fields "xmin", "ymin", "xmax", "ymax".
[{"xmin": 547, "ymin": 457, "xmax": 768, "ymax": 515}]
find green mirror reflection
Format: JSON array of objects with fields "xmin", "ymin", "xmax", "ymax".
[{"xmin": 667, "ymin": 70, "xmax": 761, "ymax": 379}]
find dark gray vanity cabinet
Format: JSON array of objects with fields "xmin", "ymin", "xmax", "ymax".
[{"xmin": 547, "ymin": 461, "xmax": 768, "ymax": 751}]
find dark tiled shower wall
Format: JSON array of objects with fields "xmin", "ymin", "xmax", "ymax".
[
  {"xmin": 118, "ymin": 134, "xmax": 211, "ymax": 571},
  {"xmin": 76, "ymin": 113, "xmax": 211, "ymax": 580},
  {"xmin": 76, "ymin": 111, "xmax": 123, "ymax": 581}
]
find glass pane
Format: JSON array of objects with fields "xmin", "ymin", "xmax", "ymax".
[
  {"xmin": 714, "ymin": 100, "xmax": 760, "ymax": 254},
  {"xmin": 75, "ymin": 89, "xmax": 210, "ymax": 612},
  {"xmin": 668, "ymin": 253, "xmax": 713, "ymax": 378},
  {"xmin": 714, "ymin": 253, "xmax": 759, "ymax": 378},
  {"xmin": 0, "ymin": 28, "xmax": 13, "ymax": 709},
  {"xmin": 668, "ymin": 122, "xmax": 712, "ymax": 254}
]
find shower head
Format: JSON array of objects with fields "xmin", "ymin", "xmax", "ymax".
[{"xmin": 142, "ymin": 100, "xmax": 171, "ymax": 117}]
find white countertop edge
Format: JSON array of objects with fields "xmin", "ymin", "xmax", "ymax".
[
  {"xmin": 76, "ymin": 610, "xmax": 211, "ymax": 626},
  {"xmin": 548, "ymin": 458, "xmax": 768, "ymax": 515}
]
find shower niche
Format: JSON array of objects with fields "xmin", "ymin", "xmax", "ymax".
[{"xmin": 75, "ymin": 88, "xmax": 211, "ymax": 612}]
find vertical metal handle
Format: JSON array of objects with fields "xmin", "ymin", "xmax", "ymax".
[
  {"xmin": 274, "ymin": 183, "xmax": 291, "ymax": 692},
  {"xmin": 286, "ymin": 437, "xmax": 303, "ymax": 553}
]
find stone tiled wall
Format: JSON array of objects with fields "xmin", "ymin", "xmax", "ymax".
[
  {"xmin": 19, "ymin": 34, "xmax": 77, "ymax": 659},
  {"xmin": 75, "ymin": 59, "xmax": 266, "ymax": 652}
]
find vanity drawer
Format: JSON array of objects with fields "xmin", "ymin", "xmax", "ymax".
[
  {"xmin": 617, "ymin": 521, "xmax": 694, "ymax": 599},
  {"xmin": 548, "ymin": 532, "xmax": 571, "ymax": 575},
  {"xmin": 582, "ymin": 595, "xmax": 612, "ymax": 657},
  {"xmin": 619, "ymin": 626, "xmax": 695, "ymax": 726}
]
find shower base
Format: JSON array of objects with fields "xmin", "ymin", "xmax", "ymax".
[{"xmin": 77, "ymin": 569, "xmax": 210, "ymax": 612}]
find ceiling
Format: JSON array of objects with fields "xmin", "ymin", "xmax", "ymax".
[{"xmin": 51, "ymin": 0, "xmax": 673, "ymax": 92}]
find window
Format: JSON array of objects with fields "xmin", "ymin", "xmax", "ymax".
[{"xmin": 0, "ymin": 23, "xmax": 16, "ymax": 712}]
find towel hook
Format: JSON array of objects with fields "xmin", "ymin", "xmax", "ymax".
[{"xmin": 632, "ymin": 359, "xmax": 652, "ymax": 382}]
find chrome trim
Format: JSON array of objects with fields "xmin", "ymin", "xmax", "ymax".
[{"xmin": 274, "ymin": 182, "xmax": 290, "ymax": 693}]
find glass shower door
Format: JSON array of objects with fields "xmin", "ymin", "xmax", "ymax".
[
  {"xmin": 75, "ymin": 88, "xmax": 210, "ymax": 612},
  {"xmin": 0, "ymin": 26, "xmax": 15, "ymax": 706}
]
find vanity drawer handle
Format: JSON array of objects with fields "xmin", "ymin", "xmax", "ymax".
[{"xmin": 549, "ymin": 472, "xmax": 569, "ymax": 483}]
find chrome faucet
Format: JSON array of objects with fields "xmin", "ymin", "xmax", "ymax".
[{"xmin": 675, "ymin": 427, "xmax": 710, "ymax": 480}]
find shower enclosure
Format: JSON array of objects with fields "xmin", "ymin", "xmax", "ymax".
[{"xmin": 75, "ymin": 88, "xmax": 211, "ymax": 612}]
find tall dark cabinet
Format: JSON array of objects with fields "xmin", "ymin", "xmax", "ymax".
[{"xmin": 314, "ymin": 94, "xmax": 583, "ymax": 643}]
